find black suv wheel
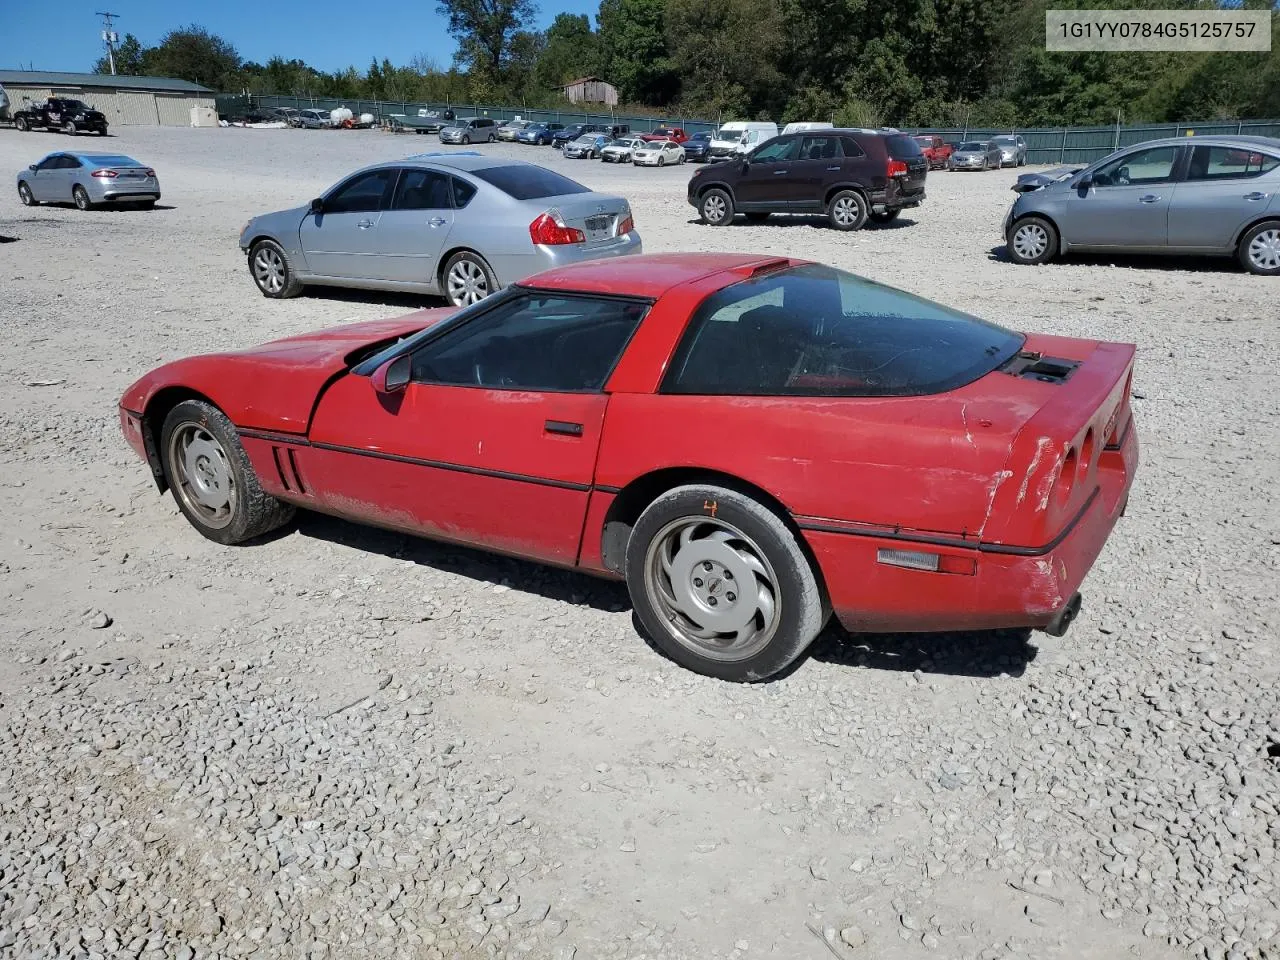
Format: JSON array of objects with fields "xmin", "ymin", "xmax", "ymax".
[
  {"xmin": 700, "ymin": 189, "xmax": 734, "ymax": 226},
  {"xmin": 828, "ymin": 190, "xmax": 867, "ymax": 231}
]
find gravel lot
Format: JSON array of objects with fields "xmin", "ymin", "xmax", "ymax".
[{"xmin": 1, "ymin": 125, "xmax": 1278, "ymax": 960}]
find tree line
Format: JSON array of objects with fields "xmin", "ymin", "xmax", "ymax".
[{"xmin": 96, "ymin": 1, "xmax": 1280, "ymax": 126}]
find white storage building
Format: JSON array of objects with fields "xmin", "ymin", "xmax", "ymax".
[{"xmin": 0, "ymin": 70, "xmax": 214, "ymax": 126}]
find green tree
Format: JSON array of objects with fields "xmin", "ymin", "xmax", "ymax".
[
  {"xmin": 437, "ymin": 0, "xmax": 539, "ymax": 78},
  {"xmin": 93, "ymin": 33, "xmax": 146, "ymax": 76},
  {"xmin": 145, "ymin": 25, "xmax": 241, "ymax": 89},
  {"xmin": 535, "ymin": 13, "xmax": 599, "ymax": 89},
  {"xmin": 665, "ymin": 0, "xmax": 785, "ymax": 117},
  {"xmin": 597, "ymin": 0, "xmax": 677, "ymax": 104}
]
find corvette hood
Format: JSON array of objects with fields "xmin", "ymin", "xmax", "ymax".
[{"xmin": 120, "ymin": 308, "xmax": 456, "ymax": 434}]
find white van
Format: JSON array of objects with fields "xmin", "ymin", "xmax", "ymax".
[
  {"xmin": 708, "ymin": 120, "xmax": 779, "ymax": 160},
  {"xmin": 781, "ymin": 121, "xmax": 833, "ymax": 135}
]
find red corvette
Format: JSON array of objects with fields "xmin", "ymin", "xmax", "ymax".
[{"xmin": 119, "ymin": 254, "xmax": 1138, "ymax": 681}]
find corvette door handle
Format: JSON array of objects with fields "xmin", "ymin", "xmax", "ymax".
[
  {"xmin": 428, "ymin": 217, "xmax": 448, "ymax": 227},
  {"xmin": 1138, "ymin": 195, "xmax": 1161, "ymax": 203},
  {"xmin": 357, "ymin": 219, "xmax": 375, "ymax": 229},
  {"xmin": 544, "ymin": 420, "xmax": 583, "ymax": 437},
  {"xmin": 1243, "ymin": 192, "xmax": 1269, "ymax": 201}
]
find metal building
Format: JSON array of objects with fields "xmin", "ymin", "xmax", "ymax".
[
  {"xmin": 560, "ymin": 77, "xmax": 618, "ymax": 107},
  {"xmin": 0, "ymin": 70, "xmax": 214, "ymax": 126}
]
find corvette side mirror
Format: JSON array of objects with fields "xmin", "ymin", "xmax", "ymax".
[
  {"xmin": 309, "ymin": 197, "xmax": 324, "ymax": 214},
  {"xmin": 371, "ymin": 355, "xmax": 411, "ymax": 395}
]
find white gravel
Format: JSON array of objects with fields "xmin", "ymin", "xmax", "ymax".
[{"xmin": 1, "ymin": 125, "xmax": 1278, "ymax": 960}]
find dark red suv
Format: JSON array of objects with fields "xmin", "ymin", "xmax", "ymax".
[{"xmin": 686, "ymin": 128, "xmax": 927, "ymax": 230}]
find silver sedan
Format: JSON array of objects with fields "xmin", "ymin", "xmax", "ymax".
[
  {"xmin": 949, "ymin": 141, "xmax": 1003, "ymax": 171},
  {"xmin": 239, "ymin": 154, "xmax": 643, "ymax": 306},
  {"xmin": 17, "ymin": 151, "xmax": 160, "ymax": 210}
]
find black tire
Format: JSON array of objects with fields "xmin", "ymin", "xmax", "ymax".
[
  {"xmin": 657, "ymin": 155, "xmax": 665, "ymax": 167},
  {"xmin": 744, "ymin": 212, "xmax": 770, "ymax": 223},
  {"xmin": 700, "ymin": 188, "xmax": 734, "ymax": 226},
  {"xmin": 441, "ymin": 250, "xmax": 498, "ymax": 307},
  {"xmin": 488, "ymin": 133, "xmax": 496, "ymax": 142},
  {"xmin": 827, "ymin": 189, "xmax": 867, "ymax": 231},
  {"xmin": 869, "ymin": 209, "xmax": 901, "ymax": 225},
  {"xmin": 1237, "ymin": 220, "xmax": 1280, "ymax": 276},
  {"xmin": 1007, "ymin": 215, "xmax": 1059, "ymax": 266},
  {"xmin": 63, "ymin": 121, "xmax": 77, "ymax": 136},
  {"xmin": 461, "ymin": 134, "xmax": 471, "ymax": 144},
  {"xmin": 72, "ymin": 185, "xmax": 93, "ymax": 211},
  {"xmin": 15, "ymin": 115, "xmax": 29, "ymax": 132},
  {"xmin": 160, "ymin": 400, "xmax": 295, "ymax": 546},
  {"xmin": 625, "ymin": 484, "xmax": 828, "ymax": 682},
  {"xmin": 17, "ymin": 181, "xmax": 36, "ymax": 206},
  {"xmin": 249, "ymin": 239, "xmax": 304, "ymax": 298}
]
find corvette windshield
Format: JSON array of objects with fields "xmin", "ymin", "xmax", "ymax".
[{"xmin": 663, "ymin": 264, "xmax": 1025, "ymax": 397}]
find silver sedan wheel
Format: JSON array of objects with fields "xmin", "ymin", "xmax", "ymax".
[
  {"xmin": 446, "ymin": 257, "xmax": 489, "ymax": 306},
  {"xmin": 831, "ymin": 195, "xmax": 862, "ymax": 227},
  {"xmin": 253, "ymin": 245, "xmax": 287, "ymax": 294},
  {"xmin": 1013, "ymin": 222, "xmax": 1049, "ymax": 260},
  {"xmin": 167, "ymin": 423, "xmax": 236, "ymax": 529},
  {"xmin": 1247, "ymin": 228, "xmax": 1280, "ymax": 272},
  {"xmin": 643, "ymin": 516, "xmax": 781, "ymax": 662}
]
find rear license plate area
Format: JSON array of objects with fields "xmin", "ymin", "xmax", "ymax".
[{"xmin": 584, "ymin": 214, "xmax": 612, "ymax": 241}]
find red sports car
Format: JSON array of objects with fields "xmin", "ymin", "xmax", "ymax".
[{"xmin": 119, "ymin": 254, "xmax": 1138, "ymax": 681}]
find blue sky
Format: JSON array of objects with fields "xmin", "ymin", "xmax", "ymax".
[{"xmin": 0, "ymin": 0, "xmax": 600, "ymax": 75}]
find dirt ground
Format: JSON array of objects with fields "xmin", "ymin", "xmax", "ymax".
[{"xmin": 1, "ymin": 126, "xmax": 1277, "ymax": 960}]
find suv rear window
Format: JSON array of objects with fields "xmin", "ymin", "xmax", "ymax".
[
  {"xmin": 884, "ymin": 134, "xmax": 925, "ymax": 158},
  {"xmin": 470, "ymin": 165, "xmax": 590, "ymax": 200},
  {"xmin": 663, "ymin": 264, "xmax": 1024, "ymax": 397}
]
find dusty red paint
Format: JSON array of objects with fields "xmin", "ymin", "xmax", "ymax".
[{"xmin": 119, "ymin": 254, "xmax": 1138, "ymax": 634}]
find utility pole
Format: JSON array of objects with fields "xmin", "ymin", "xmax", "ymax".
[{"xmin": 97, "ymin": 12, "xmax": 120, "ymax": 75}]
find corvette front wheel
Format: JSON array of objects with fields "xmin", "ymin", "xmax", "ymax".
[
  {"xmin": 626, "ymin": 484, "xmax": 828, "ymax": 682},
  {"xmin": 160, "ymin": 400, "xmax": 294, "ymax": 545}
]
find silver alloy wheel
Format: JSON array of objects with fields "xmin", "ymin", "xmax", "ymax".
[
  {"xmin": 73, "ymin": 187, "xmax": 90, "ymax": 210},
  {"xmin": 168, "ymin": 422, "xmax": 236, "ymax": 529},
  {"xmin": 253, "ymin": 245, "xmax": 286, "ymax": 294},
  {"xmin": 1012, "ymin": 222, "xmax": 1049, "ymax": 261},
  {"xmin": 643, "ymin": 516, "xmax": 781, "ymax": 662},
  {"xmin": 703, "ymin": 194, "xmax": 726, "ymax": 223},
  {"xmin": 447, "ymin": 257, "xmax": 489, "ymax": 306},
  {"xmin": 1247, "ymin": 228, "xmax": 1280, "ymax": 271},
  {"xmin": 18, "ymin": 182, "xmax": 33, "ymax": 205},
  {"xmin": 832, "ymin": 194, "xmax": 862, "ymax": 227}
]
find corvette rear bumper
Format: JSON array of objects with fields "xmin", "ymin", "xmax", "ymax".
[{"xmin": 801, "ymin": 418, "xmax": 1138, "ymax": 635}]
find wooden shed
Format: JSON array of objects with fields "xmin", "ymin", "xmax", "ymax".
[{"xmin": 561, "ymin": 77, "xmax": 618, "ymax": 107}]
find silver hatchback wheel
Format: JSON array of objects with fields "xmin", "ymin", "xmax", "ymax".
[
  {"xmin": 446, "ymin": 255, "xmax": 491, "ymax": 306},
  {"xmin": 1246, "ymin": 227, "xmax": 1280, "ymax": 272},
  {"xmin": 253, "ymin": 245, "xmax": 286, "ymax": 294},
  {"xmin": 1013, "ymin": 222, "xmax": 1049, "ymax": 260},
  {"xmin": 167, "ymin": 422, "xmax": 236, "ymax": 530},
  {"xmin": 643, "ymin": 516, "xmax": 781, "ymax": 662}
]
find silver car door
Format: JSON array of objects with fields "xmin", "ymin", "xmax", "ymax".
[
  {"xmin": 27, "ymin": 156, "xmax": 60, "ymax": 201},
  {"xmin": 61, "ymin": 155, "xmax": 85, "ymax": 201},
  {"xmin": 1061, "ymin": 145, "xmax": 1181, "ymax": 249},
  {"xmin": 373, "ymin": 168, "xmax": 457, "ymax": 284},
  {"xmin": 1168, "ymin": 144, "xmax": 1280, "ymax": 250},
  {"xmin": 297, "ymin": 168, "xmax": 396, "ymax": 279}
]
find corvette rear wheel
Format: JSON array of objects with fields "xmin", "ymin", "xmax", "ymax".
[
  {"xmin": 160, "ymin": 400, "xmax": 294, "ymax": 545},
  {"xmin": 626, "ymin": 484, "xmax": 828, "ymax": 682},
  {"xmin": 250, "ymin": 239, "xmax": 303, "ymax": 298}
]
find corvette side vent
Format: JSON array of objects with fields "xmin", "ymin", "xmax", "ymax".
[{"xmin": 999, "ymin": 351, "xmax": 1081, "ymax": 385}]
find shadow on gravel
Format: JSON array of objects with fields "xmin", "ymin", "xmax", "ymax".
[
  {"xmin": 300, "ymin": 288, "xmax": 446, "ymax": 310},
  {"xmin": 807, "ymin": 624, "xmax": 1038, "ymax": 678},
  {"xmin": 0, "ymin": 236, "xmax": 17, "ymax": 243},
  {"xmin": 987, "ymin": 243, "xmax": 1246, "ymax": 274},
  {"xmin": 292, "ymin": 511, "xmax": 629, "ymax": 612},
  {"xmin": 685, "ymin": 215, "xmax": 919, "ymax": 230}
]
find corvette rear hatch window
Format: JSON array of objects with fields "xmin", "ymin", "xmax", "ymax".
[{"xmin": 663, "ymin": 264, "xmax": 1024, "ymax": 397}]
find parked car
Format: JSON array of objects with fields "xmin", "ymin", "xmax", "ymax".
[
  {"xmin": 551, "ymin": 123, "xmax": 605, "ymax": 148},
  {"xmin": 781, "ymin": 121, "xmax": 833, "ymax": 135},
  {"xmin": 682, "ymin": 131, "xmax": 714, "ymax": 162},
  {"xmin": 1004, "ymin": 135, "xmax": 1280, "ymax": 275},
  {"xmin": 709, "ymin": 121, "xmax": 779, "ymax": 159},
  {"xmin": 688, "ymin": 128, "xmax": 927, "ymax": 229},
  {"xmin": 16, "ymin": 150, "xmax": 159, "ymax": 209},
  {"xmin": 516, "ymin": 122, "xmax": 564, "ymax": 145},
  {"xmin": 1012, "ymin": 165, "xmax": 1084, "ymax": 193},
  {"xmin": 949, "ymin": 141, "xmax": 1003, "ymax": 171},
  {"xmin": 913, "ymin": 135, "xmax": 954, "ymax": 170},
  {"xmin": 604, "ymin": 123, "xmax": 631, "ymax": 139},
  {"xmin": 633, "ymin": 139, "xmax": 686, "ymax": 166},
  {"xmin": 600, "ymin": 137, "xmax": 646, "ymax": 163},
  {"xmin": 440, "ymin": 117, "xmax": 498, "ymax": 144},
  {"xmin": 12, "ymin": 97, "xmax": 108, "ymax": 135},
  {"xmin": 564, "ymin": 133, "xmax": 612, "ymax": 159},
  {"xmin": 237, "ymin": 154, "xmax": 641, "ymax": 307},
  {"xmin": 496, "ymin": 119, "xmax": 532, "ymax": 142},
  {"xmin": 119, "ymin": 252, "xmax": 1138, "ymax": 682},
  {"xmin": 993, "ymin": 135, "xmax": 1028, "ymax": 167},
  {"xmin": 297, "ymin": 109, "xmax": 333, "ymax": 130},
  {"xmin": 639, "ymin": 125, "xmax": 689, "ymax": 144}
]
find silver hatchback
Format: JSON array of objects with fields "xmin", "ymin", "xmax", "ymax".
[
  {"xmin": 1005, "ymin": 136, "xmax": 1280, "ymax": 275},
  {"xmin": 239, "ymin": 154, "xmax": 642, "ymax": 305}
]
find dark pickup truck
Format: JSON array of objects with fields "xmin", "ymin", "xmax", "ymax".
[{"xmin": 13, "ymin": 97, "xmax": 109, "ymax": 135}]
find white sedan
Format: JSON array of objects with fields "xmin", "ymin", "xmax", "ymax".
[
  {"xmin": 600, "ymin": 137, "xmax": 646, "ymax": 163},
  {"xmin": 632, "ymin": 140, "xmax": 686, "ymax": 167}
]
